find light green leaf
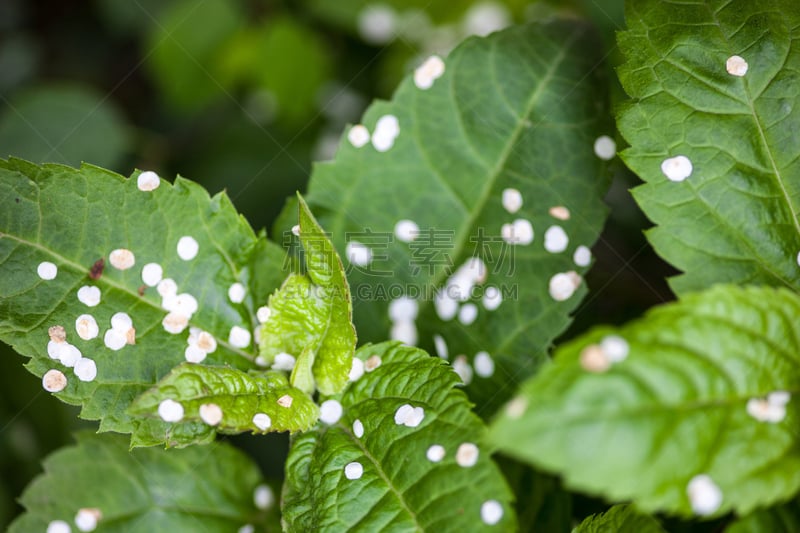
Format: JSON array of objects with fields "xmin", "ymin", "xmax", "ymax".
[
  {"xmin": 9, "ymin": 432, "xmax": 277, "ymax": 532},
  {"xmin": 283, "ymin": 341, "xmax": 517, "ymax": 532},
  {"xmin": 0, "ymin": 158, "xmax": 285, "ymax": 444},
  {"xmin": 728, "ymin": 500, "xmax": 800, "ymax": 533},
  {"xmin": 572, "ymin": 505, "xmax": 665, "ymax": 533},
  {"xmin": 616, "ymin": 0, "xmax": 800, "ymax": 294},
  {"xmin": 129, "ymin": 363, "xmax": 319, "ymax": 446},
  {"xmin": 0, "ymin": 83, "xmax": 130, "ymax": 169},
  {"xmin": 260, "ymin": 196, "xmax": 356, "ymax": 396},
  {"xmin": 294, "ymin": 20, "xmax": 611, "ymax": 415},
  {"xmin": 490, "ymin": 285, "xmax": 800, "ymax": 517}
]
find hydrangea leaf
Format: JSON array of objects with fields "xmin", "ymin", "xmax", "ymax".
[
  {"xmin": 129, "ymin": 363, "xmax": 319, "ymax": 447},
  {"xmin": 290, "ymin": 20, "xmax": 612, "ymax": 415},
  {"xmin": 490, "ymin": 285, "xmax": 800, "ymax": 517},
  {"xmin": 572, "ymin": 505, "xmax": 666, "ymax": 533},
  {"xmin": 0, "ymin": 158, "xmax": 286, "ymax": 444},
  {"xmin": 617, "ymin": 0, "xmax": 800, "ymax": 294},
  {"xmin": 283, "ymin": 341, "xmax": 517, "ymax": 532},
  {"xmin": 8, "ymin": 432, "xmax": 276, "ymax": 533},
  {"xmin": 259, "ymin": 196, "xmax": 356, "ymax": 396}
]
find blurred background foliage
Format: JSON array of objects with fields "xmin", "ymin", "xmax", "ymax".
[{"xmin": 0, "ymin": 0, "xmax": 678, "ymax": 528}]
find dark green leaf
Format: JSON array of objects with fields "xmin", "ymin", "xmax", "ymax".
[
  {"xmin": 295, "ymin": 20, "xmax": 611, "ymax": 415},
  {"xmin": 490, "ymin": 285, "xmax": 800, "ymax": 517},
  {"xmin": 617, "ymin": 0, "xmax": 800, "ymax": 294},
  {"xmin": 9, "ymin": 432, "xmax": 276, "ymax": 532}
]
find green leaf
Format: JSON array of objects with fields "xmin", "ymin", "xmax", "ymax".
[
  {"xmin": 0, "ymin": 83, "xmax": 130, "ymax": 169},
  {"xmin": 490, "ymin": 285, "xmax": 800, "ymax": 517},
  {"xmin": 259, "ymin": 196, "xmax": 356, "ymax": 396},
  {"xmin": 0, "ymin": 158, "xmax": 285, "ymax": 444},
  {"xmin": 282, "ymin": 341, "xmax": 517, "ymax": 532},
  {"xmin": 572, "ymin": 505, "xmax": 666, "ymax": 533},
  {"xmin": 616, "ymin": 0, "xmax": 800, "ymax": 294},
  {"xmin": 728, "ymin": 500, "xmax": 800, "ymax": 533},
  {"xmin": 295, "ymin": 20, "xmax": 611, "ymax": 414},
  {"xmin": 129, "ymin": 363, "xmax": 319, "ymax": 446},
  {"xmin": 9, "ymin": 432, "xmax": 276, "ymax": 532}
]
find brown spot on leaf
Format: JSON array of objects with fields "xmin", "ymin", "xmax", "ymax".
[{"xmin": 89, "ymin": 258, "xmax": 105, "ymax": 280}]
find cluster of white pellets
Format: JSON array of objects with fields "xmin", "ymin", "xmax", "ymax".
[
  {"xmin": 452, "ymin": 355, "xmax": 473, "ymax": 385},
  {"xmin": 103, "ymin": 312, "xmax": 136, "ymax": 351},
  {"xmin": 39, "ymin": 231, "xmax": 261, "ymax": 409},
  {"xmin": 413, "ymin": 55, "xmax": 445, "ymax": 90},
  {"xmin": 423, "ymin": 440, "xmax": 503, "ymax": 525},
  {"xmin": 185, "ymin": 327, "xmax": 218, "ymax": 364},
  {"xmin": 345, "ymin": 240, "xmax": 372, "ymax": 267},
  {"xmin": 746, "ymin": 390, "xmax": 790, "ymax": 423},
  {"xmin": 394, "ymin": 403, "xmax": 425, "ymax": 427},
  {"xmin": 372, "ymin": 114, "xmax": 401, "ymax": 152},
  {"xmin": 43, "ymin": 325, "xmax": 98, "ymax": 393},
  {"xmin": 348, "ymin": 114, "xmax": 402, "ymax": 153},
  {"xmin": 434, "ymin": 257, "xmax": 488, "ymax": 321},
  {"xmin": 497, "ymin": 187, "xmax": 592, "ymax": 302},
  {"xmin": 447, "ymin": 350, "xmax": 496, "ymax": 385},
  {"xmin": 501, "ymin": 218, "xmax": 534, "ymax": 245},
  {"xmin": 388, "ymin": 296, "xmax": 419, "ymax": 346},
  {"xmin": 159, "ymin": 276, "xmax": 197, "ymax": 336},
  {"xmin": 579, "ymin": 335, "xmax": 630, "ymax": 373},
  {"xmin": 77, "ymin": 285, "xmax": 101, "ymax": 307},
  {"xmin": 548, "ymin": 271, "xmax": 582, "ymax": 302},
  {"xmin": 47, "ymin": 507, "xmax": 102, "ymax": 533}
]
